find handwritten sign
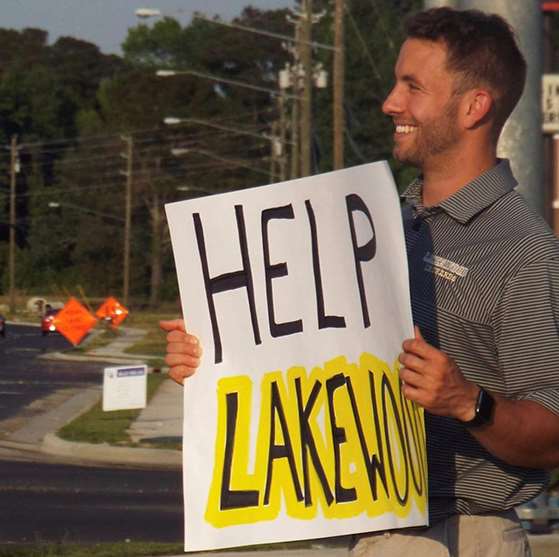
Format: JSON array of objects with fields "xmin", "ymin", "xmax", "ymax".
[{"xmin": 166, "ymin": 162, "xmax": 427, "ymax": 552}]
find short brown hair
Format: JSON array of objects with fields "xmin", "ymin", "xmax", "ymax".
[{"xmin": 406, "ymin": 7, "xmax": 526, "ymax": 135}]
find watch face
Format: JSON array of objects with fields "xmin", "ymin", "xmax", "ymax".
[
  {"xmin": 465, "ymin": 388, "xmax": 495, "ymax": 428},
  {"xmin": 477, "ymin": 389, "xmax": 495, "ymax": 423}
]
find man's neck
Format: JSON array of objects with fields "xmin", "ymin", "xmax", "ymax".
[{"xmin": 421, "ymin": 148, "xmax": 498, "ymax": 207}]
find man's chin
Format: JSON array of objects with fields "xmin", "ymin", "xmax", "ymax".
[{"xmin": 393, "ymin": 148, "xmax": 421, "ymax": 168}]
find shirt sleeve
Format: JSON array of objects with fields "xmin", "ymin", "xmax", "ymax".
[{"xmin": 491, "ymin": 256, "xmax": 559, "ymax": 415}]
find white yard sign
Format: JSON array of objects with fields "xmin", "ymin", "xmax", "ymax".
[
  {"xmin": 543, "ymin": 74, "xmax": 559, "ymax": 133},
  {"xmin": 102, "ymin": 365, "xmax": 147, "ymax": 411},
  {"xmin": 166, "ymin": 162, "xmax": 427, "ymax": 552}
]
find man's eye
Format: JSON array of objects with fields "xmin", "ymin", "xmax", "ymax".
[{"xmin": 409, "ymin": 83, "xmax": 420, "ymax": 91}]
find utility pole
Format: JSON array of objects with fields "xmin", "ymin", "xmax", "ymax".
[
  {"xmin": 278, "ymin": 91, "xmax": 288, "ymax": 181},
  {"xmin": 288, "ymin": 24, "xmax": 301, "ymax": 180},
  {"xmin": 8, "ymin": 135, "xmax": 17, "ymax": 314},
  {"xmin": 270, "ymin": 121, "xmax": 279, "ymax": 183},
  {"xmin": 121, "ymin": 136, "xmax": 133, "ymax": 306},
  {"xmin": 300, "ymin": 0, "xmax": 313, "ymax": 177},
  {"xmin": 333, "ymin": 0, "xmax": 345, "ymax": 169}
]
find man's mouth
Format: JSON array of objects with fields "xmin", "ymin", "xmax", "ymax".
[{"xmin": 395, "ymin": 124, "xmax": 417, "ymax": 135}]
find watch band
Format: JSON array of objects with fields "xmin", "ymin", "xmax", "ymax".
[{"xmin": 463, "ymin": 387, "xmax": 495, "ymax": 428}]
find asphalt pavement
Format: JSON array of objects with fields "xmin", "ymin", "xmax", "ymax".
[{"xmin": 1, "ymin": 324, "xmax": 556, "ymax": 556}]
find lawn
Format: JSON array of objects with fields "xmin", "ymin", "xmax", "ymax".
[
  {"xmin": 58, "ymin": 372, "xmax": 167, "ymax": 445},
  {"xmin": 0, "ymin": 541, "xmax": 183, "ymax": 557}
]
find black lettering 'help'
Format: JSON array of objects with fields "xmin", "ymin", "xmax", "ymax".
[
  {"xmin": 262, "ymin": 205, "xmax": 303, "ymax": 338},
  {"xmin": 346, "ymin": 194, "xmax": 376, "ymax": 328},
  {"xmin": 194, "ymin": 206, "xmax": 261, "ymax": 364},
  {"xmin": 305, "ymin": 200, "xmax": 346, "ymax": 330}
]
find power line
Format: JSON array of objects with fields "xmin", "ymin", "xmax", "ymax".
[{"xmin": 346, "ymin": 8, "xmax": 384, "ymax": 83}]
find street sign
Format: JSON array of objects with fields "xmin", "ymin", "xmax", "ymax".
[
  {"xmin": 96, "ymin": 296, "xmax": 129, "ymax": 328},
  {"xmin": 53, "ymin": 297, "xmax": 97, "ymax": 345},
  {"xmin": 543, "ymin": 74, "xmax": 559, "ymax": 133},
  {"xmin": 102, "ymin": 364, "xmax": 147, "ymax": 412}
]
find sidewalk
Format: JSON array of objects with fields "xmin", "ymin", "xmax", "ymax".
[{"xmin": 2, "ymin": 326, "xmax": 182, "ymax": 469}]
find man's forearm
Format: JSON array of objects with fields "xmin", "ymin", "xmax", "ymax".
[{"xmin": 467, "ymin": 396, "xmax": 559, "ymax": 469}]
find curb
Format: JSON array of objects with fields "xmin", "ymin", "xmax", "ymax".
[
  {"xmin": 4, "ymin": 323, "xmax": 179, "ymax": 469},
  {"xmin": 38, "ymin": 350, "xmax": 158, "ymax": 365},
  {"xmin": 175, "ymin": 549, "xmax": 350, "ymax": 557},
  {"xmin": 41, "ymin": 432, "xmax": 181, "ymax": 470},
  {"xmin": 33, "ymin": 383, "xmax": 182, "ymax": 470}
]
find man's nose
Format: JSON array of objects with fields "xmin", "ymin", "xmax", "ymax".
[{"xmin": 382, "ymin": 86, "xmax": 402, "ymax": 116}]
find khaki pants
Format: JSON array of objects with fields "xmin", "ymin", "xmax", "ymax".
[{"xmin": 351, "ymin": 510, "xmax": 531, "ymax": 557}]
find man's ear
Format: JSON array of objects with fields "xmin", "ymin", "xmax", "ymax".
[{"xmin": 462, "ymin": 89, "xmax": 494, "ymax": 129}]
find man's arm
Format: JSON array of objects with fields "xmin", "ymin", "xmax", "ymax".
[
  {"xmin": 399, "ymin": 326, "xmax": 559, "ymax": 469},
  {"xmin": 160, "ymin": 319, "xmax": 202, "ymax": 385}
]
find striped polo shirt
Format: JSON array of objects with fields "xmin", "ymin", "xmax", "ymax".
[{"xmin": 401, "ymin": 159, "xmax": 559, "ymax": 523}]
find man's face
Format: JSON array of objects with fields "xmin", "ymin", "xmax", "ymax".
[{"xmin": 382, "ymin": 38, "xmax": 462, "ymax": 169}]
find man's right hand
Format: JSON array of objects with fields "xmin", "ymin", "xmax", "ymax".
[{"xmin": 159, "ymin": 319, "xmax": 202, "ymax": 385}]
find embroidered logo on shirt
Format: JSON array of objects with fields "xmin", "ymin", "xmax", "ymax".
[{"xmin": 423, "ymin": 252, "xmax": 469, "ymax": 283}]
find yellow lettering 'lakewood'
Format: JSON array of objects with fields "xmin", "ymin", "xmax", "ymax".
[{"xmin": 205, "ymin": 353, "xmax": 427, "ymax": 527}]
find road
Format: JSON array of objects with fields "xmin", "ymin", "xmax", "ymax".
[
  {"xmin": 0, "ymin": 323, "xmax": 183, "ymax": 544},
  {"xmin": 0, "ymin": 459, "xmax": 182, "ymax": 543},
  {"xmin": 0, "ymin": 323, "xmax": 101, "ymax": 427}
]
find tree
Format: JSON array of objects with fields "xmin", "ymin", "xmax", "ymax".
[{"xmin": 308, "ymin": 0, "xmax": 421, "ymax": 188}]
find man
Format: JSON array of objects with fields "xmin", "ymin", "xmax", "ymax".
[{"xmin": 161, "ymin": 7, "xmax": 559, "ymax": 557}]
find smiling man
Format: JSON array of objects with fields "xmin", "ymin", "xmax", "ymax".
[
  {"xmin": 353, "ymin": 7, "xmax": 559, "ymax": 557},
  {"xmin": 161, "ymin": 7, "xmax": 559, "ymax": 557}
]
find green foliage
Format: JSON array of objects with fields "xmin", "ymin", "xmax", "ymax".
[
  {"xmin": 310, "ymin": 0, "xmax": 422, "ymax": 189},
  {"xmin": 0, "ymin": 542, "xmax": 183, "ymax": 557},
  {"xmin": 0, "ymin": 1, "xmax": 424, "ymax": 302}
]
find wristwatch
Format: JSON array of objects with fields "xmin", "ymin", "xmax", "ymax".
[{"xmin": 463, "ymin": 387, "xmax": 495, "ymax": 428}]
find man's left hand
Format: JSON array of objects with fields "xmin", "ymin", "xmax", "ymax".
[{"xmin": 399, "ymin": 326, "xmax": 479, "ymax": 421}]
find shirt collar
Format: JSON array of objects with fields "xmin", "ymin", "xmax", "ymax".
[{"xmin": 401, "ymin": 159, "xmax": 517, "ymax": 224}]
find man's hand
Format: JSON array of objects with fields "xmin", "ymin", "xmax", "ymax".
[
  {"xmin": 160, "ymin": 319, "xmax": 202, "ymax": 385},
  {"xmin": 399, "ymin": 326, "xmax": 479, "ymax": 421}
]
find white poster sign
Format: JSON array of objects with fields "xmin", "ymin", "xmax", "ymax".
[
  {"xmin": 102, "ymin": 364, "xmax": 147, "ymax": 411},
  {"xmin": 543, "ymin": 74, "xmax": 559, "ymax": 133},
  {"xmin": 166, "ymin": 162, "xmax": 427, "ymax": 552}
]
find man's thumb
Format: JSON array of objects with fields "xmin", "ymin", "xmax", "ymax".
[{"xmin": 159, "ymin": 319, "xmax": 186, "ymax": 333}]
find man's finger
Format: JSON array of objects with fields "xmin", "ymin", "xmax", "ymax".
[
  {"xmin": 166, "ymin": 329, "xmax": 198, "ymax": 344},
  {"xmin": 168, "ymin": 365, "xmax": 198, "ymax": 385},
  {"xmin": 402, "ymin": 336, "xmax": 431, "ymax": 357},
  {"xmin": 165, "ymin": 353, "xmax": 200, "ymax": 369},
  {"xmin": 399, "ymin": 351, "xmax": 426, "ymax": 373},
  {"xmin": 160, "ymin": 319, "xmax": 186, "ymax": 333}
]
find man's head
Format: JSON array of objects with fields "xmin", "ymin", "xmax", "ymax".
[
  {"xmin": 406, "ymin": 7, "xmax": 526, "ymax": 135},
  {"xmin": 382, "ymin": 7, "xmax": 526, "ymax": 169}
]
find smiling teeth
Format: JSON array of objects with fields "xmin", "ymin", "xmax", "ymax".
[{"xmin": 396, "ymin": 125, "xmax": 417, "ymax": 134}]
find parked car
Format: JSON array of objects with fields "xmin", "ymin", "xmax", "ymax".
[
  {"xmin": 0, "ymin": 314, "xmax": 5, "ymax": 337},
  {"xmin": 41, "ymin": 307, "xmax": 60, "ymax": 336}
]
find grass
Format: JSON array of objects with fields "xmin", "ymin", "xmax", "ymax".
[
  {"xmin": 0, "ymin": 538, "xmax": 343, "ymax": 557},
  {"xmin": 70, "ymin": 327, "xmax": 122, "ymax": 353},
  {"xmin": 58, "ymin": 372, "xmax": 168, "ymax": 446},
  {"xmin": 123, "ymin": 311, "xmax": 178, "ymax": 357},
  {"xmin": 0, "ymin": 541, "xmax": 183, "ymax": 557}
]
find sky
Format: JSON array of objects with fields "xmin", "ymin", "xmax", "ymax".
[{"xmin": 1, "ymin": 0, "xmax": 295, "ymax": 55}]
